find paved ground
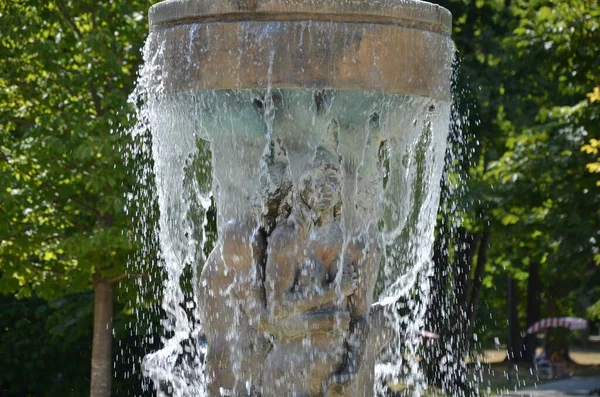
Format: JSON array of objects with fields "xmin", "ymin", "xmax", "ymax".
[{"xmin": 502, "ymin": 376, "xmax": 600, "ymax": 396}]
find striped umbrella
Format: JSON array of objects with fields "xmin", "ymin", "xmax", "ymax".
[
  {"xmin": 418, "ymin": 330, "xmax": 440, "ymax": 339},
  {"xmin": 526, "ymin": 317, "xmax": 587, "ymax": 334}
]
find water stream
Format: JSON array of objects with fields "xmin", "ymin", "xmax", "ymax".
[{"xmin": 127, "ymin": 15, "xmax": 454, "ymax": 397}]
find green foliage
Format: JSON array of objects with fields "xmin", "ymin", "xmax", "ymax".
[
  {"xmin": 0, "ymin": 0, "xmax": 153, "ymax": 297},
  {"xmin": 588, "ymin": 300, "xmax": 600, "ymax": 322},
  {"xmin": 482, "ymin": 0, "xmax": 600, "ymax": 321},
  {"xmin": 0, "ymin": 293, "xmax": 92, "ymax": 396},
  {"xmin": 431, "ymin": 0, "xmax": 600, "ymax": 343},
  {"xmin": 0, "ymin": 1, "xmax": 162, "ymax": 394},
  {"xmin": 0, "ymin": 292, "xmax": 159, "ymax": 397},
  {"xmin": 581, "ymin": 87, "xmax": 600, "ymax": 189}
]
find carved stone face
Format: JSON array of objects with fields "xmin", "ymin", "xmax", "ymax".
[{"xmin": 299, "ymin": 161, "xmax": 341, "ymax": 213}]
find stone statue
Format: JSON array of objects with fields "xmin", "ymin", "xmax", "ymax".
[
  {"xmin": 262, "ymin": 146, "xmax": 356, "ymax": 396},
  {"xmin": 198, "ymin": 139, "xmax": 388, "ymax": 396},
  {"xmin": 197, "ymin": 219, "xmax": 270, "ymax": 396}
]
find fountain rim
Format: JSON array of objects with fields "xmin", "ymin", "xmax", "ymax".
[
  {"xmin": 147, "ymin": 0, "xmax": 453, "ymax": 101},
  {"xmin": 149, "ymin": 0, "xmax": 452, "ymax": 35}
]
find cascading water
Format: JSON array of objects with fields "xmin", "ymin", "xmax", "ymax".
[{"xmin": 126, "ymin": 1, "xmax": 456, "ymax": 396}]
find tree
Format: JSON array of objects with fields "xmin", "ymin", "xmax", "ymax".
[
  {"xmin": 0, "ymin": 1, "xmax": 158, "ymax": 395},
  {"xmin": 431, "ymin": 0, "xmax": 600, "ymax": 367},
  {"xmin": 483, "ymin": 0, "xmax": 600, "ymax": 359}
]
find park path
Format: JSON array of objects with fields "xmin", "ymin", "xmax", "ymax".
[{"xmin": 502, "ymin": 376, "xmax": 600, "ymax": 396}]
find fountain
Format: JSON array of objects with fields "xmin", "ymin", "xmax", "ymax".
[{"xmin": 133, "ymin": 0, "xmax": 453, "ymax": 396}]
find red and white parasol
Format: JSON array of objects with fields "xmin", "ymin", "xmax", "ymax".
[
  {"xmin": 526, "ymin": 317, "xmax": 587, "ymax": 334},
  {"xmin": 418, "ymin": 330, "xmax": 440, "ymax": 339}
]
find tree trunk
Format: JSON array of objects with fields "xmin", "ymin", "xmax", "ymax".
[
  {"xmin": 454, "ymin": 227, "xmax": 477, "ymax": 316},
  {"xmin": 507, "ymin": 277, "xmax": 521, "ymax": 365},
  {"xmin": 423, "ymin": 229, "xmax": 449, "ymax": 388},
  {"xmin": 452, "ymin": 227, "xmax": 477, "ymax": 362},
  {"xmin": 523, "ymin": 261, "xmax": 541, "ymax": 362},
  {"xmin": 90, "ymin": 280, "xmax": 114, "ymax": 397},
  {"xmin": 467, "ymin": 227, "xmax": 490, "ymax": 336}
]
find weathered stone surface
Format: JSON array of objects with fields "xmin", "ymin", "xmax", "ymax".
[
  {"xmin": 197, "ymin": 134, "xmax": 387, "ymax": 396},
  {"xmin": 148, "ymin": 0, "xmax": 453, "ymax": 101}
]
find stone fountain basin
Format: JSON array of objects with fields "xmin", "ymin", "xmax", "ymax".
[{"xmin": 147, "ymin": 0, "xmax": 452, "ymax": 101}]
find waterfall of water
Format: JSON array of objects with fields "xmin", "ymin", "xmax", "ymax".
[{"xmin": 126, "ymin": 1, "xmax": 456, "ymax": 396}]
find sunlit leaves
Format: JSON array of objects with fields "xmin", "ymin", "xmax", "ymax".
[
  {"xmin": 432, "ymin": 0, "xmax": 600, "ymax": 338},
  {"xmin": 0, "ymin": 0, "xmax": 152, "ymax": 298},
  {"xmin": 582, "ymin": 137, "xmax": 600, "ymax": 185},
  {"xmin": 585, "ymin": 162, "xmax": 600, "ymax": 174},
  {"xmin": 587, "ymin": 87, "xmax": 600, "ymax": 104}
]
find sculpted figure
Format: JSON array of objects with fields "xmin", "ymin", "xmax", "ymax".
[
  {"xmin": 198, "ymin": 138, "xmax": 387, "ymax": 396},
  {"xmin": 198, "ymin": 220, "xmax": 270, "ymax": 396},
  {"xmin": 327, "ymin": 223, "xmax": 383, "ymax": 397},
  {"xmin": 198, "ymin": 151, "xmax": 353, "ymax": 396},
  {"xmin": 261, "ymin": 144, "xmax": 384, "ymax": 396},
  {"xmin": 262, "ymin": 146, "xmax": 355, "ymax": 396}
]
